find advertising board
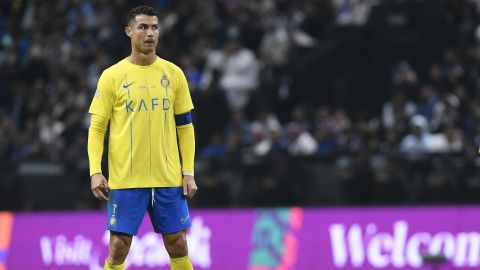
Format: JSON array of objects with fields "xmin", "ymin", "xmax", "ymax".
[{"xmin": 2, "ymin": 206, "xmax": 480, "ymax": 269}]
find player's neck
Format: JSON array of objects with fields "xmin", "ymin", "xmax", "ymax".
[{"xmin": 128, "ymin": 51, "xmax": 157, "ymax": 66}]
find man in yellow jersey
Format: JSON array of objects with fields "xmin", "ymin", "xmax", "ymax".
[{"xmin": 87, "ymin": 6, "xmax": 197, "ymax": 270}]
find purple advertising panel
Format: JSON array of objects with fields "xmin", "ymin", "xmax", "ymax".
[
  {"xmin": 2, "ymin": 206, "xmax": 480, "ymax": 269},
  {"xmin": 4, "ymin": 210, "xmax": 256, "ymax": 270}
]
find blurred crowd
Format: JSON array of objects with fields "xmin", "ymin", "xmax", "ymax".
[{"xmin": 2, "ymin": 0, "xmax": 480, "ymax": 208}]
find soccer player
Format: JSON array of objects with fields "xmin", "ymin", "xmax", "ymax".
[{"xmin": 87, "ymin": 6, "xmax": 198, "ymax": 270}]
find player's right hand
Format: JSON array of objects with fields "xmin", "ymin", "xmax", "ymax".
[{"xmin": 91, "ymin": 173, "xmax": 110, "ymax": 201}]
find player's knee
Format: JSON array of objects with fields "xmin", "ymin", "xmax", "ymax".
[
  {"xmin": 163, "ymin": 232, "xmax": 188, "ymax": 258},
  {"xmin": 108, "ymin": 235, "xmax": 130, "ymax": 263}
]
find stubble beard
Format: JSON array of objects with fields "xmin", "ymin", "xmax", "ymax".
[{"xmin": 135, "ymin": 43, "xmax": 156, "ymax": 55}]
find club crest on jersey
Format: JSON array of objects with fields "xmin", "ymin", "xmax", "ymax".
[{"xmin": 160, "ymin": 74, "xmax": 170, "ymax": 88}]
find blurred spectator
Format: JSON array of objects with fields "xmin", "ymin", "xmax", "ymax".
[
  {"xmin": 286, "ymin": 122, "xmax": 318, "ymax": 156},
  {"xmin": 250, "ymin": 109, "xmax": 282, "ymax": 136},
  {"xmin": 224, "ymin": 111, "xmax": 252, "ymax": 147},
  {"xmin": 333, "ymin": 0, "xmax": 375, "ymax": 26},
  {"xmin": 259, "ymin": 14, "xmax": 290, "ymax": 68},
  {"xmin": 250, "ymin": 124, "xmax": 273, "ymax": 157},
  {"xmin": 199, "ymin": 132, "xmax": 228, "ymax": 159},
  {"xmin": 399, "ymin": 114, "xmax": 459, "ymax": 157},
  {"xmin": 382, "ymin": 90, "xmax": 416, "ymax": 131},
  {"xmin": 430, "ymin": 89, "xmax": 460, "ymax": 131},
  {"xmin": 399, "ymin": 115, "xmax": 431, "ymax": 159},
  {"xmin": 202, "ymin": 35, "xmax": 259, "ymax": 112},
  {"xmin": 416, "ymin": 84, "xmax": 439, "ymax": 122}
]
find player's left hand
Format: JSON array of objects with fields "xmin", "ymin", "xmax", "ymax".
[{"xmin": 182, "ymin": 175, "xmax": 198, "ymax": 199}]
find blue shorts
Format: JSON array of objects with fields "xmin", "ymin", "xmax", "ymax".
[{"xmin": 106, "ymin": 187, "xmax": 191, "ymax": 235}]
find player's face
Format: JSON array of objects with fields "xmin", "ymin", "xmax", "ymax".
[{"xmin": 126, "ymin": 15, "xmax": 159, "ymax": 54}]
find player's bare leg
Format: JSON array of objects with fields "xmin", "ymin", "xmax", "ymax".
[
  {"xmin": 104, "ymin": 231, "xmax": 132, "ymax": 270},
  {"xmin": 163, "ymin": 230, "xmax": 193, "ymax": 270}
]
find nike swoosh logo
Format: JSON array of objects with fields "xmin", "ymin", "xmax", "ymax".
[
  {"xmin": 123, "ymin": 82, "xmax": 135, "ymax": 88},
  {"xmin": 181, "ymin": 217, "xmax": 189, "ymax": 224}
]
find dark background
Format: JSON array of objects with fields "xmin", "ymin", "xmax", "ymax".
[{"xmin": 1, "ymin": 0, "xmax": 480, "ymax": 210}]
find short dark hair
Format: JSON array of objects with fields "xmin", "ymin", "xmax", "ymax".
[{"xmin": 126, "ymin": 6, "xmax": 158, "ymax": 26}]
